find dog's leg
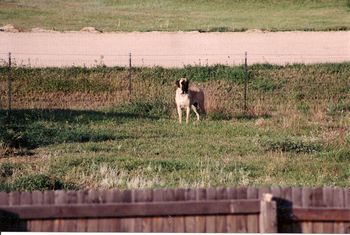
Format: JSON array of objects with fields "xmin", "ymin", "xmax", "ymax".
[
  {"xmin": 186, "ymin": 106, "xmax": 190, "ymax": 124},
  {"xmin": 191, "ymin": 105, "xmax": 200, "ymax": 121},
  {"xmin": 177, "ymin": 106, "xmax": 182, "ymax": 124}
]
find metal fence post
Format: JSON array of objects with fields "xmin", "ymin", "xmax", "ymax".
[
  {"xmin": 244, "ymin": 51, "xmax": 248, "ymax": 113},
  {"xmin": 128, "ymin": 52, "xmax": 132, "ymax": 102},
  {"xmin": 7, "ymin": 52, "xmax": 12, "ymax": 123}
]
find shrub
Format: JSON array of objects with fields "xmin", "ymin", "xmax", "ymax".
[
  {"xmin": 0, "ymin": 128, "xmax": 34, "ymax": 149},
  {"xmin": 263, "ymin": 138, "xmax": 322, "ymax": 154},
  {"xmin": 11, "ymin": 174, "xmax": 76, "ymax": 191},
  {"xmin": 0, "ymin": 162, "xmax": 14, "ymax": 178}
]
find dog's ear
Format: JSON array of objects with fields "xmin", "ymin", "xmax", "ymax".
[
  {"xmin": 175, "ymin": 80, "xmax": 180, "ymax": 88},
  {"xmin": 183, "ymin": 79, "xmax": 189, "ymax": 92}
]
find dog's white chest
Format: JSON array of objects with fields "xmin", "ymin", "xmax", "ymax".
[{"xmin": 176, "ymin": 91, "xmax": 190, "ymax": 108}]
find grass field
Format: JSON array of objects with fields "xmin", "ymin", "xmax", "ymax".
[
  {"xmin": 0, "ymin": 0, "xmax": 349, "ymax": 32},
  {"xmin": 0, "ymin": 63, "xmax": 349, "ymax": 191}
]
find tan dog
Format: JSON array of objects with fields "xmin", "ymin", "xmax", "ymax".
[{"xmin": 175, "ymin": 78, "xmax": 205, "ymax": 124}]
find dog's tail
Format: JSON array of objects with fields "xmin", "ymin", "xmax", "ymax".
[
  {"xmin": 198, "ymin": 91, "xmax": 206, "ymax": 115},
  {"xmin": 194, "ymin": 103, "xmax": 206, "ymax": 115}
]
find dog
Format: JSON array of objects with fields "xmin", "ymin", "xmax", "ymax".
[{"xmin": 175, "ymin": 78, "xmax": 205, "ymax": 124}]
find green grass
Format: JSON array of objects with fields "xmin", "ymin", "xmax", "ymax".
[
  {"xmin": 0, "ymin": 63, "xmax": 349, "ymax": 191},
  {"xmin": 0, "ymin": 0, "xmax": 349, "ymax": 32},
  {"xmin": 0, "ymin": 107, "xmax": 349, "ymax": 191}
]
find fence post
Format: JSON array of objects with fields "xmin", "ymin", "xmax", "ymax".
[
  {"xmin": 259, "ymin": 193, "xmax": 277, "ymax": 233},
  {"xmin": 7, "ymin": 52, "xmax": 12, "ymax": 123},
  {"xmin": 128, "ymin": 52, "xmax": 132, "ymax": 102},
  {"xmin": 243, "ymin": 51, "xmax": 248, "ymax": 113}
]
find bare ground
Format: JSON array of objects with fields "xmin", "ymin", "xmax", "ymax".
[{"xmin": 0, "ymin": 31, "xmax": 349, "ymax": 67}]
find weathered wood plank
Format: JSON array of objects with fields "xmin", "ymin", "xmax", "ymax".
[
  {"xmin": 291, "ymin": 208, "xmax": 350, "ymax": 222},
  {"xmin": 194, "ymin": 188, "xmax": 206, "ymax": 233},
  {"xmin": 9, "ymin": 191, "xmax": 21, "ymax": 231},
  {"xmin": 184, "ymin": 188, "xmax": 196, "ymax": 232},
  {"xmin": 134, "ymin": 189, "xmax": 153, "ymax": 232},
  {"xmin": 86, "ymin": 189, "xmax": 99, "ymax": 232},
  {"xmin": 133, "ymin": 189, "xmax": 144, "ymax": 232},
  {"xmin": 41, "ymin": 191, "xmax": 55, "ymax": 232},
  {"xmin": 205, "ymin": 187, "xmax": 216, "ymax": 233},
  {"xmin": 28, "ymin": 191, "xmax": 43, "ymax": 231},
  {"xmin": 258, "ymin": 187, "xmax": 271, "ymax": 200},
  {"xmin": 259, "ymin": 193, "xmax": 277, "ymax": 233},
  {"xmin": 270, "ymin": 186, "xmax": 281, "ymax": 199},
  {"xmin": 323, "ymin": 187, "xmax": 334, "ymax": 233},
  {"xmin": 174, "ymin": 188, "xmax": 185, "ymax": 233},
  {"xmin": 226, "ymin": 187, "xmax": 238, "ymax": 233},
  {"xmin": 215, "ymin": 187, "xmax": 227, "ymax": 233},
  {"xmin": 18, "ymin": 191, "xmax": 32, "ymax": 231},
  {"xmin": 292, "ymin": 187, "xmax": 302, "ymax": 207},
  {"xmin": 53, "ymin": 190, "xmax": 66, "ymax": 232},
  {"xmin": 162, "ymin": 189, "xmax": 175, "ymax": 232},
  {"xmin": 152, "ymin": 189, "xmax": 164, "ymax": 232},
  {"xmin": 65, "ymin": 190, "xmax": 78, "ymax": 232},
  {"xmin": 291, "ymin": 187, "xmax": 302, "ymax": 233},
  {"xmin": 9, "ymin": 191, "xmax": 20, "ymax": 206},
  {"xmin": 333, "ymin": 185, "xmax": 345, "ymax": 234},
  {"xmin": 312, "ymin": 187, "xmax": 324, "ymax": 233},
  {"xmin": 236, "ymin": 187, "xmax": 248, "ymax": 233},
  {"xmin": 97, "ymin": 189, "xmax": 119, "ymax": 232},
  {"xmin": 119, "ymin": 189, "xmax": 134, "ymax": 232},
  {"xmin": 107, "ymin": 189, "xmax": 122, "ymax": 232},
  {"xmin": 247, "ymin": 187, "xmax": 259, "ymax": 233},
  {"xmin": 301, "ymin": 187, "xmax": 312, "ymax": 233},
  {"xmin": 76, "ymin": 190, "xmax": 88, "ymax": 232},
  {"xmin": 0, "ymin": 192, "xmax": 9, "ymax": 205},
  {"xmin": 344, "ymin": 188, "xmax": 350, "ymax": 233}
]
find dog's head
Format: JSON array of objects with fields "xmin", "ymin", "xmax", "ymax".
[{"xmin": 176, "ymin": 78, "xmax": 189, "ymax": 94}]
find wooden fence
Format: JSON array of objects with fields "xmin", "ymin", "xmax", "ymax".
[{"xmin": 1, "ymin": 187, "xmax": 350, "ymax": 233}]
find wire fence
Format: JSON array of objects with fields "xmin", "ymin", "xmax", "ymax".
[
  {"xmin": 0, "ymin": 51, "xmax": 349, "ymax": 68},
  {"xmin": 0, "ymin": 52, "xmax": 349, "ymax": 123}
]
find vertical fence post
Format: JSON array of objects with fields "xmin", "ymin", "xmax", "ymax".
[
  {"xmin": 244, "ymin": 51, "xmax": 248, "ymax": 113},
  {"xmin": 128, "ymin": 53, "xmax": 132, "ymax": 102},
  {"xmin": 7, "ymin": 52, "xmax": 12, "ymax": 123},
  {"xmin": 259, "ymin": 193, "xmax": 277, "ymax": 233}
]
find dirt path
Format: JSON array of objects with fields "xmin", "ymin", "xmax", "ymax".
[{"xmin": 0, "ymin": 31, "xmax": 349, "ymax": 67}]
